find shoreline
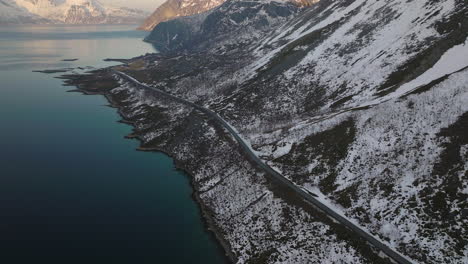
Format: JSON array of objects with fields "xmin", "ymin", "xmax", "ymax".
[
  {"xmin": 68, "ymin": 83, "xmax": 236, "ymax": 264},
  {"xmin": 136, "ymin": 147, "xmax": 236, "ymax": 264},
  {"xmin": 60, "ymin": 67, "xmax": 408, "ymax": 264}
]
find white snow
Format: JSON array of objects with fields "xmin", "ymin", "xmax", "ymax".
[
  {"xmin": 263, "ymin": 68, "xmax": 468, "ymax": 264},
  {"xmin": 13, "ymin": 0, "xmax": 144, "ymax": 24},
  {"xmin": 0, "ymin": 0, "xmax": 47, "ymax": 23},
  {"xmin": 389, "ymin": 37, "xmax": 468, "ymax": 99},
  {"xmin": 246, "ymin": 0, "xmax": 459, "ymax": 110}
]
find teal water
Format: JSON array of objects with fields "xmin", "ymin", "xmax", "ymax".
[{"xmin": 0, "ymin": 25, "xmax": 226, "ymax": 264}]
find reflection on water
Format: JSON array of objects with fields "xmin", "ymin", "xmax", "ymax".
[
  {"xmin": 0, "ymin": 24, "xmax": 155, "ymax": 71},
  {"xmin": 0, "ymin": 25, "xmax": 226, "ymax": 264}
]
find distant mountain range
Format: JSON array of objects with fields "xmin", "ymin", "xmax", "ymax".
[
  {"xmin": 1, "ymin": 0, "xmax": 318, "ymax": 28},
  {"xmin": 0, "ymin": 0, "xmax": 148, "ymax": 24}
]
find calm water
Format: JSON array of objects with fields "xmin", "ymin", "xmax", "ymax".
[{"xmin": 0, "ymin": 25, "xmax": 226, "ymax": 264}]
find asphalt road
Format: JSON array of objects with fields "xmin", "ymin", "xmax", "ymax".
[{"xmin": 113, "ymin": 70, "xmax": 414, "ymax": 264}]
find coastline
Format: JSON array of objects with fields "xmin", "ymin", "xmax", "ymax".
[
  {"xmin": 136, "ymin": 147, "xmax": 236, "ymax": 264},
  {"xmin": 60, "ymin": 66, "xmax": 399, "ymax": 264},
  {"xmin": 66, "ymin": 79, "xmax": 236, "ymax": 263}
]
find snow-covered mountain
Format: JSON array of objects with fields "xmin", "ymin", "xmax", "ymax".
[
  {"xmin": 106, "ymin": 0, "xmax": 468, "ymax": 262},
  {"xmin": 63, "ymin": 0, "xmax": 468, "ymax": 263},
  {"xmin": 12, "ymin": 0, "xmax": 147, "ymax": 24},
  {"xmin": 0, "ymin": 0, "xmax": 51, "ymax": 24}
]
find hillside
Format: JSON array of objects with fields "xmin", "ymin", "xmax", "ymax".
[
  {"xmin": 64, "ymin": 0, "xmax": 468, "ymax": 263},
  {"xmin": 138, "ymin": 0, "xmax": 225, "ymax": 31},
  {"xmin": 138, "ymin": 0, "xmax": 321, "ymax": 31},
  {"xmin": 144, "ymin": 0, "xmax": 299, "ymax": 53}
]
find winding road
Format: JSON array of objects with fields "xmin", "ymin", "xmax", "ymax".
[{"xmin": 113, "ymin": 70, "xmax": 414, "ymax": 264}]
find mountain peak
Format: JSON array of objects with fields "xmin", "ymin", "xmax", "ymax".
[{"xmin": 138, "ymin": 0, "xmax": 225, "ymax": 31}]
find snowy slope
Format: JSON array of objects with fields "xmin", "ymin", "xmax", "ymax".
[
  {"xmin": 244, "ymin": 0, "xmax": 467, "ymax": 109},
  {"xmin": 225, "ymin": 0, "xmax": 468, "ymax": 262},
  {"xmin": 107, "ymin": 0, "xmax": 468, "ymax": 262},
  {"xmin": 62, "ymin": 0, "xmax": 468, "ymax": 262}
]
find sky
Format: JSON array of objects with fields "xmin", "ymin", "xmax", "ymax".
[{"xmin": 100, "ymin": 0, "xmax": 165, "ymax": 10}]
